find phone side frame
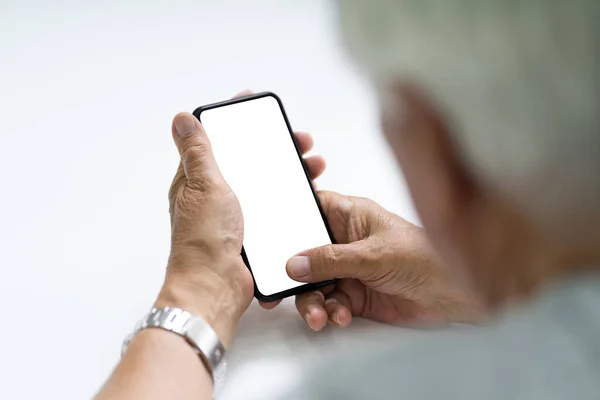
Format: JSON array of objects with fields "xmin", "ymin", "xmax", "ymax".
[{"xmin": 193, "ymin": 91, "xmax": 338, "ymax": 302}]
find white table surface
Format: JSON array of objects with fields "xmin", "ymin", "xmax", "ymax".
[{"xmin": 0, "ymin": 1, "xmax": 420, "ymax": 399}]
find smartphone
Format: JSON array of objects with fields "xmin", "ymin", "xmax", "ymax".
[{"xmin": 193, "ymin": 92, "xmax": 336, "ymax": 301}]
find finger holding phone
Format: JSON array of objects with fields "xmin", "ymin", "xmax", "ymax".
[
  {"xmin": 265, "ymin": 191, "xmax": 486, "ymax": 331},
  {"xmin": 193, "ymin": 91, "xmax": 336, "ymax": 302},
  {"xmin": 156, "ymin": 90, "xmax": 330, "ymax": 345}
]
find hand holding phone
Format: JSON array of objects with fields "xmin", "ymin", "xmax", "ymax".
[{"xmin": 194, "ymin": 92, "xmax": 336, "ymax": 301}]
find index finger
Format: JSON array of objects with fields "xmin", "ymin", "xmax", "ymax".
[
  {"xmin": 295, "ymin": 290, "xmax": 329, "ymax": 331},
  {"xmin": 294, "ymin": 132, "xmax": 314, "ymax": 154}
]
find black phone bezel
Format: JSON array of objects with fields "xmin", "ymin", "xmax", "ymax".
[{"xmin": 192, "ymin": 92, "xmax": 337, "ymax": 302}]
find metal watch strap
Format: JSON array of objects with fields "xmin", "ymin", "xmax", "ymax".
[{"xmin": 122, "ymin": 307, "xmax": 226, "ymax": 386}]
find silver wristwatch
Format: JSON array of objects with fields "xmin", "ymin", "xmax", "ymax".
[{"xmin": 122, "ymin": 306, "xmax": 227, "ymax": 394}]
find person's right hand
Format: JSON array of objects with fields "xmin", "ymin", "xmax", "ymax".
[{"xmin": 262, "ymin": 191, "xmax": 486, "ymax": 330}]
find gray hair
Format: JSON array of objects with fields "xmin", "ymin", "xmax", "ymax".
[{"xmin": 337, "ymin": 0, "xmax": 600, "ymax": 231}]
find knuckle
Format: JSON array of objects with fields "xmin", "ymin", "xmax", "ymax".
[
  {"xmin": 320, "ymin": 245, "xmax": 341, "ymax": 275},
  {"xmin": 308, "ymin": 290, "xmax": 325, "ymax": 304},
  {"xmin": 179, "ymin": 140, "xmax": 227, "ymax": 194},
  {"xmin": 181, "ymin": 141, "xmax": 209, "ymax": 167},
  {"xmin": 186, "ymin": 176, "xmax": 214, "ymax": 194},
  {"xmin": 296, "ymin": 291, "xmax": 323, "ymax": 311},
  {"xmin": 180, "ymin": 186, "xmax": 211, "ymax": 208},
  {"xmin": 170, "ymin": 187, "xmax": 207, "ymax": 223}
]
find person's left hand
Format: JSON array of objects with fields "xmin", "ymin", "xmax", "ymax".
[{"xmin": 155, "ymin": 90, "xmax": 326, "ymax": 346}]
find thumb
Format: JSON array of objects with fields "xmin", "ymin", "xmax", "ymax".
[
  {"xmin": 172, "ymin": 112, "xmax": 223, "ymax": 191},
  {"xmin": 286, "ymin": 243, "xmax": 368, "ymax": 282}
]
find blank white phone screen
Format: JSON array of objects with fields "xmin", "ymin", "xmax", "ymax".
[{"xmin": 199, "ymin": 95, "xmax": 332, "ymax": 297}]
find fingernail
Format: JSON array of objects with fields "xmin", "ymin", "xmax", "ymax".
[
  {"xmin": 305, "ymin": 313, "xmax": 312, "ymax": 327},
  {"xmin": 333, "ymin": 312, "xmax": 342, "ymax": 325},
  {"xmin": 325, "ymin": 298, "xmax": 342, "ymax": 325},
  {"xmin": 287, "ymin": 256, "xmax": 310, "ymax": 279},
  {"xmin": 174, "ymin": 114, "xmax": 197, "ymax": 138}
]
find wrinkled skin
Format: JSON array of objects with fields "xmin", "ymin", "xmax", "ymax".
[{"xmin": 264, "ymin": 191, "xmax": 484, "ymax": 330}]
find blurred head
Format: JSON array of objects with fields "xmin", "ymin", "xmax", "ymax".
[{"xmin": 337, "ymin": 1, "xmax": 600, "ymax": 307}]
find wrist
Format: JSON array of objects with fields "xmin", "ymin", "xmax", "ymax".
[{"xmin": 156, "ymin": 258, "xmax": 246, "ymax": 348}]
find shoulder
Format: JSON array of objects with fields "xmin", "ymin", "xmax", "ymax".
[{"xmin": 285, "ymin": 276, "xmax": 600, "ymax": 400}]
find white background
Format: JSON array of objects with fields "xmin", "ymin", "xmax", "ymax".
[{"xmin": 0, "ymin": 1, "xmax": 419, "ymax": 398}]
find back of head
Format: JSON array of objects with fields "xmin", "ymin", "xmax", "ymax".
[{"xmin": 337, "ymin": 0, "xmax": 600, "ymax": 257}]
